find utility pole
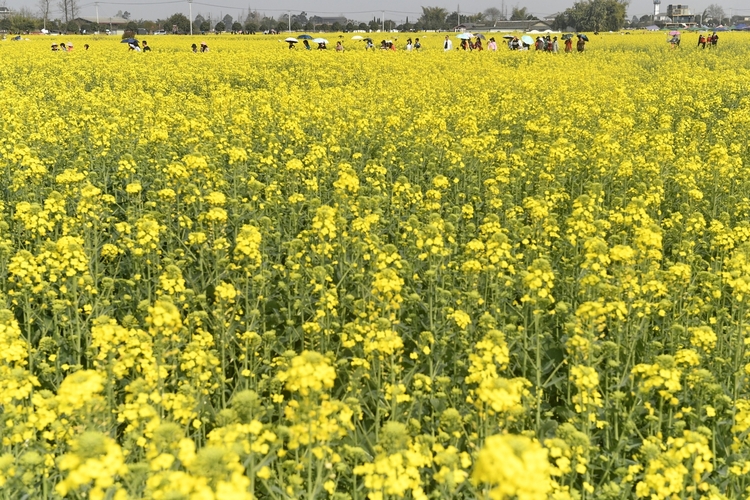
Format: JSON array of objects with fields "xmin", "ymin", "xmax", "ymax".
[
  {"xmin": 457, "ymin": 4, "xmax": 460, "ymax": 27},
  {"xmin": 189, "ymin": 0, "xmax": 193, "ymax": 35},
  {"xmin": 288, "ymin": 10, "xmax": 291, "ymax": 32},
  {"xmin": 95, "ymin": 2, "xmax": 99, "ymax": 26},
  {"xmin": 382, "ymin": 11, "xmax": 385, "ymax": 32}
]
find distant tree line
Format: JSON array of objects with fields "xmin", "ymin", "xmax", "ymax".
[{"xmin": 0, "ymin": 1, "xmax": 735, "ymax": 35}]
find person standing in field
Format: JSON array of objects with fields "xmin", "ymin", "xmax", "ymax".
[
  {"xmin": 711, "ymin": 32, "xmax": 718, "ymax": 48},
  {"xmin": 576, "ymin": 35, "xmax": 585, "ymax": 52},
  {"xmin": 336, "ymin": 41, "xmax": 344, "ymax": 52},
  {"xmin": 414, "ymin": 38, "xmax": 421, "ymax": 50},
  {"xmin": 192, "ymin": 43, "xmax": 198, "ymax": 52},
  {"xmin": 552, "ymin": 37, "xmax": 559, "ymax": 53},
  {"xmin": 564, "ymin": 37, "xmax": 573, "ymax": 53},
  {"xmin": 698, "ymin": 34, "xmax": 706, "ymax": 48},
  {"xmin": 475, "ymin": 38, "xmax": 483, "ymax": 51},
  {"xmin": 405, "ymin": 38, "xmax": 413, "ymax": 51},
  {"xmin": 142, "ymin": 40, "xmax": 151, "ymax": 52},
  {"xmin": 487, "ymin": 37, "xmax": 497, "ymax": 51},
  {"xmin": 200, "ymin": 42, "xmax": 209, "ymax": 52},
  {"xmin": 444, "ymin": 35, "xmax": 453, "ymax": 51}
]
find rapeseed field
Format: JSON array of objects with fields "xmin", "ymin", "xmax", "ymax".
[{"xmin": 1, "ymin": 32, "xmax": 750, "ymax": 499}]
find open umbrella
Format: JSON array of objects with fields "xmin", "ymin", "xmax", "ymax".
[
  {"xmin": 502, "ymin": 35, "xmax": 514, "ymax": 39},
  {"xmin": 351, "ymin": 35, "xmax": 363, "ymax": 40},
  {"xmin": 578, "ymin": 33, "xmax": 589, "ymax": 41},
  {"xmin": 313, "ymin": 38, "xmax": 329, "ymax": 44},
  {"xmin": 456, "ymin": 33, "xmax": 472, "ymax": 39},
  {"xmin": 362, "ymin": 37, "xmax": 373, "ymax": 42},
  {"xmin": 298, "ymin": 34, "xmax": 313, "ymax": 40},
  {"xmin": 561, "ymin": 33, "xmax": 573, "ymax": 40},
  {"xmin": 521, "ymin": 35, "xmax": 534, "ymax": 45},
  {"xmin": 668, "ymin": 30, "xmax": 681, "ymax": 35},
  {"xmin": 473, "ymin": 33, "xmax": 486, "ymax": 39},
  {"xmin": 121, "ymin": 38, "xmax": 138, "ymax": 44},
  {"xmin": 285, "ymin": 37, "xmax": 298, "ymax": 42}
]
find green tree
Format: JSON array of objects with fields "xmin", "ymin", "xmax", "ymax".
[
  {"xmin": 10, "ymin": 8, "xmax": 39, "ymax": 32},
  {"xmin": 702, "ymin": 4, "xmax": 725, "ymax": 25},
  {"xmin": 232, "ymin": 22, "xmax": 242, "ymax": 32},
  {"xmin": 418, "ymin": 6, "xmax": 448, "ymax": 30},
  {"xmin": 559, "ymin": 0, "xmax": 628, "ymax": 31},
  {"xmin": 367, "ymin": 18, "xmax": 380, "ymax": 31},
  {"xmin": 163, "ymin": 13, "xmax": 190, "ymax": 33},
  {"xmin": 193, "ymin": 14, "xmax": 205, "ymax": 32},
  {"xmin": 484, "ymin": 7, "xmax": 504, "ymax": 23},
  {"xmin": 510, "ymin": 7, "xmax": 529, "ymax": 20},
  {"xmin": 215, "ymin": 21, "xmax": 225, "ymax": 32}
]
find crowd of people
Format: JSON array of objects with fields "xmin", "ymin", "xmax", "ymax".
[
  {"xmin": 51, "ymin": 42, "xmax": 90, "ymax": 51},
  {"xmin": 49, "ymin": 30, "xmax": 727, "ymax": 55},
  {"xmin": 697, "ymin": 32, "xmax": 719, "ymax": 48}
]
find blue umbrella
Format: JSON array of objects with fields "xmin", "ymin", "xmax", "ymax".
[
  {"xmin": 121, "ymin": 38, "xmax": 138, "ymax": 44},
  {"xmin": 298, "ymin": 34, "xmax": 313, "ymax": 40}
]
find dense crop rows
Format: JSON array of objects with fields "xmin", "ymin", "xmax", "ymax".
[{"xmin": 1, "ymin": 32, "xmax": 750, "ymax": 499}]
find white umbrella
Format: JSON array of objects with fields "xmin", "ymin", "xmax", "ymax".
[
  {"xmin": 351, "ymin": 35, "xmax": 363, "ymax": 40},
  {"xmin": 313, "ymin": 38, "xmax": 329, "ymax": 44},
  {"xmin": 456, "ymin": 33, "xmax": 472, "ymax": 39},
  {"xmin": 285, "ymin": 37, "xmax": 298, "ymax": 42}
]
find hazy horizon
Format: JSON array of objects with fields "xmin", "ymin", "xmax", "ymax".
[{"xmin": 7, "ymin": 0, "xmax": 750, "ymax": 26}]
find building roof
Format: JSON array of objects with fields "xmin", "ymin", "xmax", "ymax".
[
  {"xmin": 309, "ymin": 16, "xmax": 347, "ymax": 25},
  {"xmin": 488, "ymin": 20, "xmax": 553, "ymax": 32},
  {"xmin": 455, "ymin": 22, "xmax": 487, "ymax": 29},
  {"xmin": 75, "ymin": 16, "xmax": 130, "ymax": 25}
]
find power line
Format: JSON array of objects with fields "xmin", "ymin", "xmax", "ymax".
[{"xmin": 192, "ymin": 2, "xmax": 421, "ymax": 16}]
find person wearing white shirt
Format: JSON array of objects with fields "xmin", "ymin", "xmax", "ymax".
[{"xmin": 444, "ymin": 35, "xmax": 453, "ymax": 51}]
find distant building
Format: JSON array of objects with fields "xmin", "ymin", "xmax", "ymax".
[
  {"xmin": 0, "ymin": 6, "xmax": 12, "ymax": 20},
  {"xmin": 666, "ymin": 5, "xmax": 695, "ymax": 24},
  {"xmin": 74, "ymin": 16, "xmax": 130, "ymax": 29},
  {"xmin": 309, "ymin": 16, "xmax": 347, "ymax": 26},
  {"xmin": 454, "ymin": 22, "xmax": 487, "ymax": 31},
  {"xmin": 488, "ymin": 20, "xmax": 554, "ymax": 32}
]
